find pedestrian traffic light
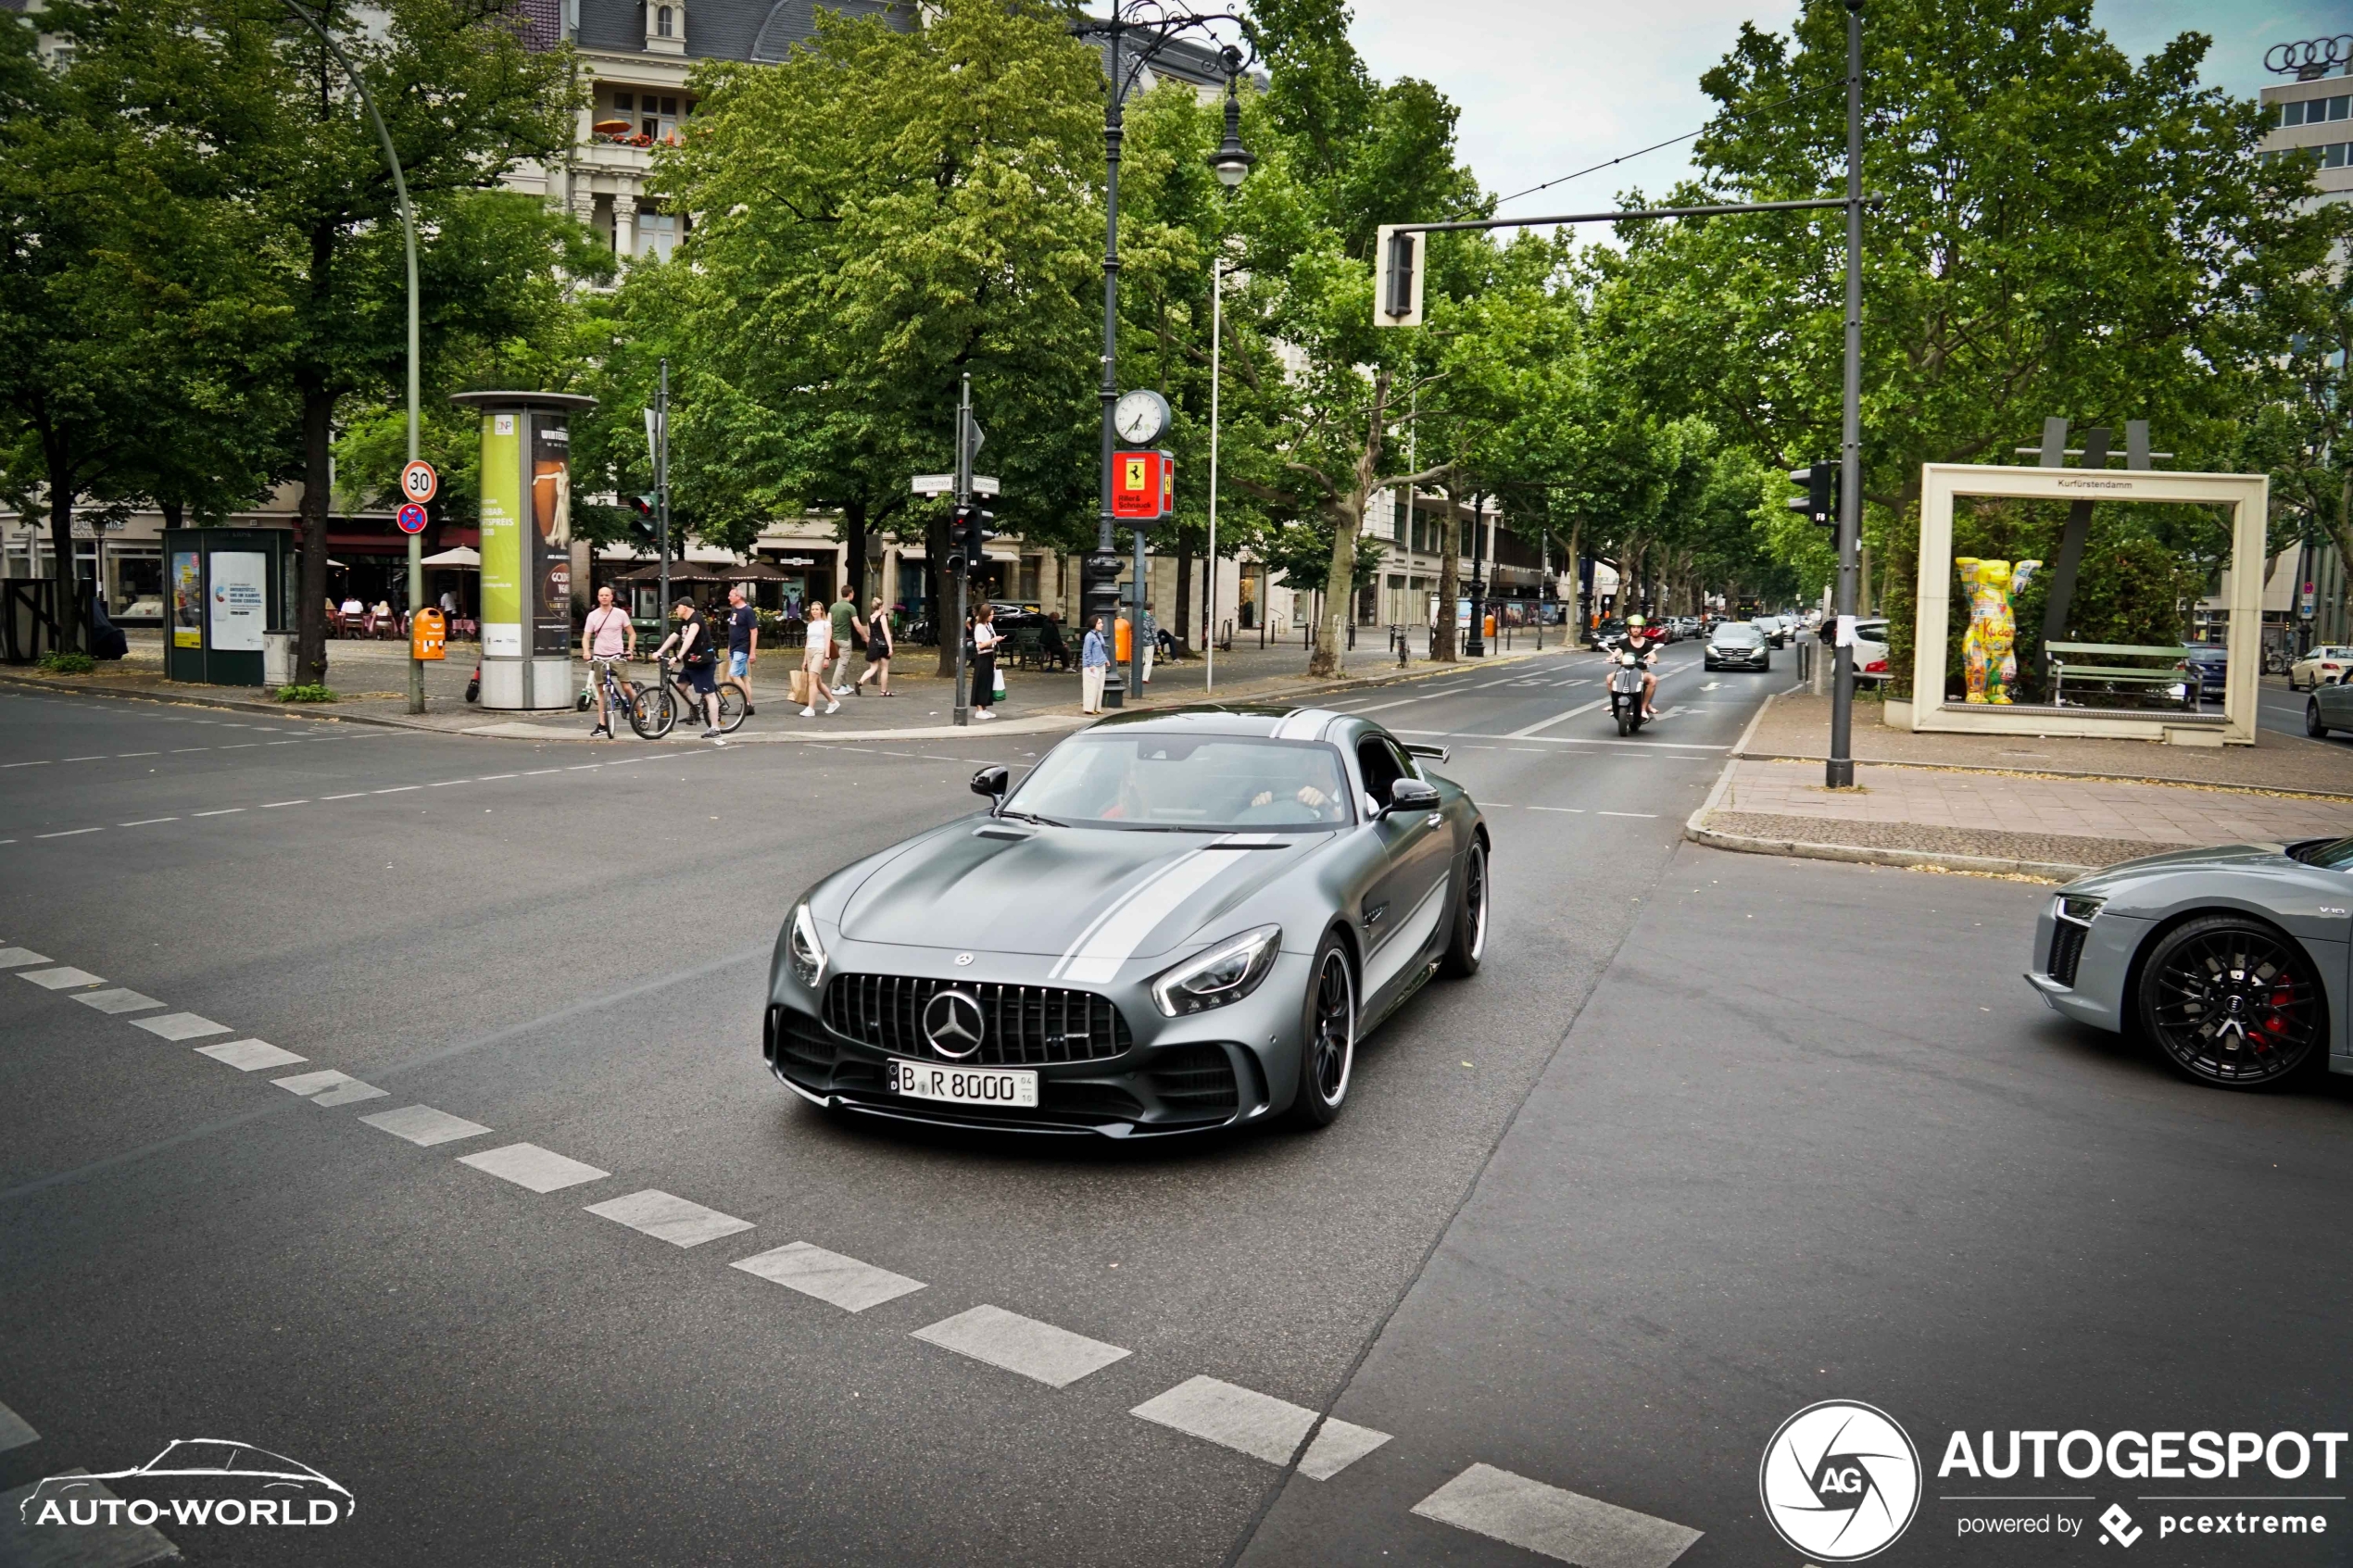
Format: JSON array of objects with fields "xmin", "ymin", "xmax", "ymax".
[
  {"xmin": 1786, "ymin": 462, "xmax": 1839, "ymax": 529},
  {"xmin": 629, "ymin": 493, "xmax": 658, "ymax": 546},
  {"xmin": 963, "ymin": 505, "xmax": 994, "ymax": 573}
]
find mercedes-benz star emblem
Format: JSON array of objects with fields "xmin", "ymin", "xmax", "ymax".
[
  {"xmin": 923, "ymin": 989, "xmax": 986, "ymax": 1060},
  {"xmin": 954, "ymin": 952, "xmax": 975, "ymax": 966}
]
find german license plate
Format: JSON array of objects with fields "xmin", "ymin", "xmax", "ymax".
[{"xmin": 887, "ymin": 1059, "xmax": 1038, "ymax": 1109}]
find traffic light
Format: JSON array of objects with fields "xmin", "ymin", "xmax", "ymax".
[
  {"xmin": 1786, "ymin": 462, "xmax": 1839, "ymax": 529},
  {"xmin": 1374, "ymin": 225, "xmax": 1424, "ymax": 327},
  {"xmin": 629, "ymin": 493, "xmax": 658, "ymax": 546},
  {"xmin": 963, "ymin": 505, "xmax": 994, "ymax": 573}
]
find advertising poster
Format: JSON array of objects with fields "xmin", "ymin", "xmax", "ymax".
[
  {"xmin": 530, "ymin": 416, "xmax": 573, "ymax": 656},
  {"xmin": 208, "ymin": 551, "xmax": 266, "ymax": 651},
  {"xmin": 478, "ymin": 411, "xmax": 523, "ymax": 656},
  {"xmin": 170, "ymin": 551, "xmax": 202, "ymax": 648}
]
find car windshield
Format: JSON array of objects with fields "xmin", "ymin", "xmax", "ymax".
[
  {"xmin": 1715, "ymin": 626, "xmax": 1762, "ymax": 645},
  {"xmin": 2291, "ymin": 837, "xmax": 2353, "ymax": 869},
  {"xmin": 1006, "ymin": 734, "xmax": 1353, "ymax": 831}
]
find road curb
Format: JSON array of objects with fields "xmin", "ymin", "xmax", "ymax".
[{"xmin": 0, "ymin": 672, "xmax": 404, "ymax": 728}]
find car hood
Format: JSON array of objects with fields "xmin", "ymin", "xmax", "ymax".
[
  {"xmin": 2063, "ymin": 841, "xmax": 2290, "ymax": 893},
  {"xmin": 833, "ymin": 821, "xmax": 1328, "ymax": 965}
]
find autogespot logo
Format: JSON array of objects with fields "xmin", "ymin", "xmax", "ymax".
[{"xmin": 1760, "ymin": 1400, "xmax": 1922, "ymax": 1561}]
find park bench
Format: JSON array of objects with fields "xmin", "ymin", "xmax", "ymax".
[{"xmin": 2045, "ymin": 641, "xmax": 2195, "ymax": 709}]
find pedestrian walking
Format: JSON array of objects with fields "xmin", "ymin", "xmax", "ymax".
[
  {"xmin": 855, "ymin": 597, "xmax": 894, "ymax": 696},
  {"xmin": 800, "ymin": 598, "xmax": 839, "ymax": 717},
  {"xmin": 581, "ymin": 583, "xmax": 635, "ymax": 739},
  {"xmin": 650, "ymin": 596, "xmax": 726, "ymax": 740},
  {"xmin": 970, "ymin": 601, "xmax": 1001, "ymax": 721},
  {"xmin": 828, "ymin": 583, "xmax": 860, "ymax": 697},
  {"xmin": 724, "ymin": 585, "xmax": 759, "ymax": 716},
  {"xmin": 1079, "ymin": 613, "xmax": 1110, "ymax": 715},
  {"xmin": 1139, "ymin": 603, "xmax": 1157, "ymax": 684}
]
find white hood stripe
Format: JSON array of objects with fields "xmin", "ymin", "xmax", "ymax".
[{"xmin": 1052, "ymin": 838, "xmax": 1250, "ymax": 984}]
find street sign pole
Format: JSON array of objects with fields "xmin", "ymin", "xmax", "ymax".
[
  {"xmin": 953, "ymin": 373, "xmax": 973, "ymax": 728},
  {"xmin": 656, "ymin": 358, "xmax": 671, "ymax": 630},
  {"xmin": 1827, "ymin": 0, "xmax": 1864, "ymax": 789}
]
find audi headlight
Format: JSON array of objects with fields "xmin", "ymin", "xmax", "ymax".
[
  {"xmin": 1151, "ymin": 925, "xmax": 1282, "ymax": 1017},
  {"xmin": 787, "ymin": 901, "xmax": 828, "ymax": 988},
  {"xmin": 2056, "ymin": 894, "xmax": 2103, "ymax": 924}
]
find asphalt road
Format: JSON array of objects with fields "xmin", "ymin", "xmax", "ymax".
[{"xmin": 14, "ymin": 651, "xmax": 2339, "ymax": 1568}]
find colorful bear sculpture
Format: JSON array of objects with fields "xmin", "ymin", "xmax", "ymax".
[{"xmin": 1956, "ymin": 557, "xmax": 2041, "ymax": 704}]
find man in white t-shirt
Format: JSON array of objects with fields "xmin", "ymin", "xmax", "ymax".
[{"xmin": 582, "ymin": 584, "xmax": 635, "ymax": 738}]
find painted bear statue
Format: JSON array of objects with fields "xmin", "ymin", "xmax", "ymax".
[{"xmin": 1955, "ymin": 557, "xmax": 2041, "ymax": 704}]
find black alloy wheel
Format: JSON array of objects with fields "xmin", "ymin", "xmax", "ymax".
[
  {"xmin": 2136, "ymin": 914, "xmax": 2323, "ymax": 1088},
  {"xmin": 2308, "ymin": 698, "xmax": 2330, "ymax": 739},
  {"xmin": 1440, "ymin": 838, "xmax": 1488, "ymax": 978},
  {"xmin": 1288, "ymin": 934, "xmax": 1356, "ymax": 1128}
]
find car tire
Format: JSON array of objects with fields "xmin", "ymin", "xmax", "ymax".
[
  {"xmin": 2309, "ymin": 699, "xmax": 2329, "ymax": 738},
  {"xmin": 1440, "ymin": 838, "xmax": 1488, "ymax": 979},
  {"xmin": 2135, "ymin": 914, "xmax": 2324, "ymax": 1089},
  {"xmin": 1287, "ymin": 932, "xmax": 1356, "ymax": 1129}
]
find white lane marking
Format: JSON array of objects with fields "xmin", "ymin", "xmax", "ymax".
[
  {"xmin": 170, "ymin": 747, "xmax": 208, "ymax": 753},
  {"xmin": 1528, "ymin": 806, "xmax": 1583, "ymax": 813},
  {"xmin": 0, "ymin": 948, "xmax": 53, "ymax": 968},
  {"xmin": 1411, "ymin": 1463, "xmax": 1702, "ymax": 1568},
  {"xmin": 566, "ymin": 764, "xmax": 602, "ymax": 771},
  {"xmin": 428, "ymin": 780, "xmax": 471, "ymax": 787},
  {"xmin": 129, "ymin": 1011, "xmax": 230, "ymax": 1042},
  {"xmin": 372, "ymin": 786, "xmax": 420, "ymax": 795},
  {"xmin": 522, "ymin": 769, "xmax": 561, "ymax": 776},
  {"xmin": 1346, "ymin": 694, "xmax": 1436, "ymax": 714},
  {"xmin": 321, "ymin": 793, "xmax": 365, "ymax": 800},
  {"xmin": 458, "ymin": 1142, "xmax": 610, "ymax": 1193},
  {"xmin": 1598, "ymin": 810, "xmax": 1657, "ymax": 819},
  {"xmin": 260, "ymin": 799, "xmax": 308, "ymax": 809},
  {"xmin": 218, "ymin": 744, "xmax": 257, "ymax": 749},
  {"xmin": 1052, "ymin": 845, "xmax": 1246, "ymax": 984},
  {"xmin": 731, "ymin": 1241, "xmax": 926, "ymax": 1312},
  {"xmin": 192, "ymin": 809, "xmax": 244, "ymax": 818},
  {"xmin": 0, "ymin": 759, "xmax": 52, "ymax": 768},
  {"xmin": 1, "ymin": 1470, "xmax": 180, "ymax": 1562},
  {"xmin": 195, "ymin": 1037, "xmax": 307, "ymax": 1072},
  {"xmin": 1701, "ymin": 681, "xmax": 1721, "ymax": 690},
  {"xmin": 1130, "ymin": 1376, "xmax": 1392, "ymax": 1479},
  {"xmin": 72, "ymin": 987, "xmax": 164, "ymax": 1015},
  {"xmin": 1510, "ymin": 747, "xmax": 1546, "ymax": 753},
  {"xmin": 119, "ymin": 818, "xmax": 178, "ymax": 827},
  {"xmin": 0, "ymin": 1398, "xmax": 35, "ymax": 1453},
  {"xmin": 35, "ymin": 827, "xmax": 102, "ymax": 838},
  {"xmin": 19, "ymin": 966, "xmax": 104, "ymax": 989},
  {"xmin": 1504, "ymin": 699, "xmax": 1605, "ymax": 739},
  {"xmin": 477, "ymin": 773, "xmax": 518, "ymax": 781},
  {"xmin": 271, "ymin": 1069, "xmax": 361, "ymax": 1096},
  {"xmin": 116, "ymin": 751, "xmax": 159, "ymax": 758},
  {"xmin": 360, "ymin": 1104, "xmax": 494, "ymax": 1148},
  {"xmin": 912, "ymin": 1304, "xmax": 1131, "ymax": 1387},
  {"xmin": 585, "ymin": 1189, "xmax": 755, "ymax": 1248},
  {"xmin": 62, "ymin": 755, "xmax": 104, "ymax": 762}
]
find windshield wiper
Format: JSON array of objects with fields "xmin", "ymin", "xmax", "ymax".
[{"xmin": 996, "ymin": 809, "xmax": 1065, "ymax": 828}]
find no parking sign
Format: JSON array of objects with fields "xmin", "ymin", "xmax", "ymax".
[{"xmin": 396, "ymin": 503, "xmax": 428, "ymax": 534}]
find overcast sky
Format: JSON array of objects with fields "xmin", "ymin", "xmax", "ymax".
[{"xmin": 1344, "ymin": 0, "xmax": 2349, "ymax": 224}]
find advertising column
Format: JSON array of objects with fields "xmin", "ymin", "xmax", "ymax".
[{"xmin": 454, "ymin": 390, "xmax": 596, "ymax": 710}]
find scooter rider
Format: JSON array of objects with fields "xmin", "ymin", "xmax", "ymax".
[{"xmin": 1622, "ymin": 614, "xmax": 1665, "ymax": 720}]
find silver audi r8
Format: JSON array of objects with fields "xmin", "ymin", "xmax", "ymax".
[
  {"xmin": 2025, "ymin": 837, "xmax": 2353, "ymax": 1088},
  {"xmin": 763, "ymin": 705, "xmax": 1490, "ymax": 1135}
]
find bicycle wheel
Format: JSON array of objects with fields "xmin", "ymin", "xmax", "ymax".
[
  {"xmin": 716, "ymin": 679, "xmax": 749, "ymax": 734},
  {"xmin": 629, "ymin": 679, "xmax": 677, "ymax": 740}
]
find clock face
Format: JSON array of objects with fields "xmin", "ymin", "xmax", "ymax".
[{"xmin": 1114, "ymin": 390, "xmax": 1168, "ymax": 445}]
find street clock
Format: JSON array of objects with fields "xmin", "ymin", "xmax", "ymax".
[{"xmin": 1113, "ymin": 389, "xmax": 1171, "ymax": 446}]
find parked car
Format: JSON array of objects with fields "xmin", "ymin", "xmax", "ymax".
[
  {"xmin": 1705, "ymin": 621, "xmax": 1771, "ymax": 672},
  {"xmin": 1853, "ymin": 619, "xmax": 1890, "ymax": 682},
  {"xmin": 2180, "ymin": 644, "xmax": 2228, "ymax": 704},
  {"xmin": 2289, "ymin": 646, "xmax": 2353, "ymax": 691}
]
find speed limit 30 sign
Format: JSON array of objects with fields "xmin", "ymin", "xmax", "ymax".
[{"xmin": 399, "ymin": 459, "xmax": 438, "ymax": 505}]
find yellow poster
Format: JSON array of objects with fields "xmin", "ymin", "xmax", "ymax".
[{"xmin": 478, "ymin": 411, "xmax": 522, "ymax": 656}]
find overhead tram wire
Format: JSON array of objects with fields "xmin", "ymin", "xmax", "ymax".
[{"xmin": 1490, "ymin": 87, "xmax": 1805, "ymax": 216}]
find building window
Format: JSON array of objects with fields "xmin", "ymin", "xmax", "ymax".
[
  {"xmin": 655, "ymin": 5, "xmax": 673, "ymax": 35},
  {"xmin": 639, "ymin": 95, "xmax": 679, "ymax": 143},
  {"xmin": 2282, "ymin": 94, "xmax": 2353, "ymax": 127},
  {"xmin": 613, "ymin": 91, "xmax": 632, "ymax": 111},
  {"xmin": 636, "ymin": 209, "xmax": 677, "ymax": 262}
]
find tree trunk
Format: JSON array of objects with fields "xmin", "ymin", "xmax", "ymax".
[
  {"xmin": 1434, "ymin": 491, "xmax": 1459, "ymax": 661},
  {"xmin": 44, "ymin": 443, "xmax": 82, "ymax": 655},
  {"xmin": 1310, "ymin": 374, "xmax": 1390, "ymax": 680},
  {"xmin": 296, "ymin": 383, "xmax": 333, "ymax": 686},
  {"xmin": 1565, "ymin": 518, "xmax": 1581, "ymax": 635},
  {"xmin": 927, "ymin": 509, "xmax": 956, "ymax": 679},
  {"xmin": 843, "ymin": 498, "xmax": 867, "ymax": 609},
  {"xmin": 1172, "ymin": 536, "xmax": 1193, "ymax": 659}
]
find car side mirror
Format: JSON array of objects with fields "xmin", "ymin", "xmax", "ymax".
[
  {"xmin": 1382, "ymin": 777, "xmax": 1441, "ymax": 816},
  {"xmin": 971, "ymin": 765, "xmax": 1009, "ymax": 807}
]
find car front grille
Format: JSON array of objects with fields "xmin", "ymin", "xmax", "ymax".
[
  {"xmin": 822, "ymin": 974, "xmax": 1132, "ymax": 1065},
  {"xmin": 2047, "ymin": 920, "xmax": 2088, "ymax": 987},
  {"xmin": 1145, "ymin": 1044, "xmax": 1239, "ymax": 1120}
]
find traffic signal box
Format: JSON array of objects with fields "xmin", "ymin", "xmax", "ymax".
[
  {"xmin": 1113, "ymin": 450, "xmax": 1174, "ymax": 521},
  {"xmin": 1787, "ymin": 461, "xmax": 1841, "ymax": 529}
]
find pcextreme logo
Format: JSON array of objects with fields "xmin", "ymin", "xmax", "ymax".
[
  {"xmin": 1760, "ymin": 1400, "xmax": 1923, "ymax": 1561},
  {"xmin": 19, "ymin": 1439, "xmax": 354, "ymax": 1530}
]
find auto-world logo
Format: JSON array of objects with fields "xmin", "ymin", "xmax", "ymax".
[
  {"xmin": 1760, "ymin": 1400, "xmax": 1922, "ymax": 1561},
  {"xmin": 19, "ymin": 1439, "xmax": 354, "ymax": 1530}
]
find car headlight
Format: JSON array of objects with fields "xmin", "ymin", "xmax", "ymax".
[
  {"xmin": 1151, "ymin": 925, "xmax": 1281, "ymax": 1017},
  {"xmin": 787, "ymin": 901, "xmax": 828, "ymax": 988},
  {"xmin": 2055, "ymin": 894, "xmax": 2103, "ymax": 924}
]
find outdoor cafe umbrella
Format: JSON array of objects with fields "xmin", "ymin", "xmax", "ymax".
[{"xmin": 420, "ymin": 545, "xmax": 480, "ymax": 568}]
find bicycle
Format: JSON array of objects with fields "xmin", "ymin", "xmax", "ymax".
[
  {"xmin": 634, "ymin": 656, "xmax": 749, "ymax": 739},
  {"xmin": 585, "ymin": 657, "xmax": 650, "ymax": 738}
]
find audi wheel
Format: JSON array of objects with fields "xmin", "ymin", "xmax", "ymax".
[{"xmin": 2136, "ymin": 915, "xmax": 2322, "ymax": 1088}]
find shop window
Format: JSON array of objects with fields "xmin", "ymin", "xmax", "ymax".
[{"xmin": 108, "ymin": 548, "xmax": 163, "ymax": 619}]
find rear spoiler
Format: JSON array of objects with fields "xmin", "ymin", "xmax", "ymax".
[{"xmin": 1402, "ymin": 742, "xmax": 1450, "ymax": 763}]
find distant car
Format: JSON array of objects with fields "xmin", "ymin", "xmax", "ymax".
[
  {"xmin": 1853, "ymin": 619, "xmax": 1890, "ymax": 682},
  {"xmin": 1752, "ymin": 616, "xmax": 1788, "ymax": 649},
  {"xmin": 2180, "ymin": 644, "xmax": 2227, "ymax": 703},
  {"xmin": 2289, "ymin": 646, "xmax": 2353, "ymax": 691},
  {"xmin": 1586, "ymin": 617, "xmax": 1627, "ymax": 648},
  {"xmin": 1705, "ymin": 621, "xmax": 1770, "ymax": 672},
  {"xmin": 1669, "ymin": 617, "xmax": 1701, "ymax": 639},
  {"xmin": 2028, "ymin": 838, "xmax": 2353, "ymax": 1089}
]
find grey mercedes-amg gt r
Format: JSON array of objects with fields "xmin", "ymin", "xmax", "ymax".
[
  {"xmin": 762, "ymin": 705, "xmax": 1490, "ymax": 1135},
  {"xmin": 2026, "ymin": 836, "xmax": 2353, "ymax": 1088}
]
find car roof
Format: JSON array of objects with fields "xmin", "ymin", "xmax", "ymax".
[{"xmin": 1080, "ymin": 703, "xmax": 1360, "ymax": 742}]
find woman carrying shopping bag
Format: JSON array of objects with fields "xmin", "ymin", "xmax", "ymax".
[
  {"xmin": 970, "ymin": 602, "xmax": 1001, "ymax": 721},
  {"xmin": 799, "ymin": 603, "xmax": 838, "ymax": 716}
]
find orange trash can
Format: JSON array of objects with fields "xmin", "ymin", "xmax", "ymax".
[{"xmin": 411, "ymin": 607, "xmax": 447, "ymax": 661}]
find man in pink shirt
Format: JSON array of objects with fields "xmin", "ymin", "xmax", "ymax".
[{"xmin": 582, "ymin": 584, "xmax": 635, "ymax": 738}]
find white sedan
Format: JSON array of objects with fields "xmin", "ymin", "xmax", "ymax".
[{"xmin": 2288, "ymin": 646, "xmax": 2353, "ymax": 691}]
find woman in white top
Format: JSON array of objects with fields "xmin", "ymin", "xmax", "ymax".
[
  {"xmin": 799, "ymin": 604, "xmax": 838, "ymax": 717},
  {"xmin": 970, "ymin": 602, "xmax": 1001, "ymax": 721}
]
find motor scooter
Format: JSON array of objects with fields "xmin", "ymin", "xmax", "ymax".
[{"xmin": 1606, "ymin": 647, "xmax": 1652, "ymax": 736}]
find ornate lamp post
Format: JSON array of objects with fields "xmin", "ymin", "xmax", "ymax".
[
  {"xmin": 1076, "ymin": 4, "xmax": 1252, "ymax": 707},
  {"xmin": 1202, "ymin": 47, "xmax": 1252, "ymax": 692}
]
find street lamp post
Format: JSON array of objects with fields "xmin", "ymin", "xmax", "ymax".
[
  {"xmin": 1078, "ymin": 4, "xmax": 1252, "ymax": 708},
  {"xmin": 1202, "ymin": 48, "xmax": 1252, "ymax": 694},
  {"xmin": 281, "ymin": 0, "xmax": 422, "ymax": 712}
]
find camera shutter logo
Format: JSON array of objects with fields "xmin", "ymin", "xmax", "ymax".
[
  {"xmin": 923, "ymin": 990, "xmax": 985, "ymax": 1060},
  {"xmin": 1758, "ymin": 1400, "xmax": 1921, "ymax": 1561}
]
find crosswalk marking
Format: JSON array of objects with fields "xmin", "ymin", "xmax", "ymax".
[
  {"xmin": 271, "ymin": 1069, "xmax": 389, "ymax": 1106},
  {"xmin": 309, "ymin": 1078, "xmax": 389, "ymax": 1106},
  {"xmin": 195, "ymin": 1038, "xmax": 307, "ymax": 1072},
  {"xmin": 0, "ymin": 948, "xmax": 53, "ymax": 969},
  {"xmin": 19, "ymin": 966, "xmax": 102, "ymax": 989},
  {"xmin": 360, "ymin": 1105, "xmax": 494, "ymax": 1148},
  {"xmin": 458, "ymin": 1142, "xmax": 610, "ymax": 1194},
  {"xmin": 1, "ymin": 1471, "xmax": 180, "ymax": 1566},
  {"xmin": 0, "ymin": 1399, "xmax": 34, "ymax": 1453},
  {"xmin": 732, "ymin": 1241, "xmax": 927, "ymax": 1311},
  {"xmin": 585, "ymin": 1189, "xmax": 755, "ymax": 1248},
  {"xmin": 128, "ymin": 1012, "xmax": 231, "ymax": 1042},
  {"xmin": 912, "ymin": 1304, "xmax": 1130, "ymax": 1388},
  {"xmin": 1411, "ymin": 1463, "xmax": 1701, "ymax": 1568},
  {"xmin": 1130, "ymin": 1376, "xmax": 1391, "ymax": 1479},
  {"xmin": 71, "ymin": 988, "xmax": 163, "ymax": 1015}
]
